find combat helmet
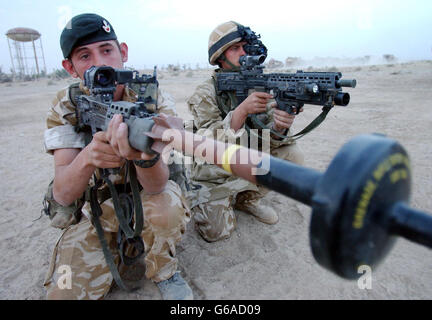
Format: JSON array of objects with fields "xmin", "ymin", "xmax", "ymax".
[{"xmin": 208, "ymin": 21, "xmax": 267, "ymax": 66}]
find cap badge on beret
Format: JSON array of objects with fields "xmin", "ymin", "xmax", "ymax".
[{"xmin": 102, "ymin": 20, "xmax": 111, "ymax": 33}]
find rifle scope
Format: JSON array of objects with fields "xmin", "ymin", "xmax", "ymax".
[{"xmin": 239, "ymin": 55, "xmax": 266, "ymax": 68}]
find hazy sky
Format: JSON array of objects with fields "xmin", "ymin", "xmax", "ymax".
[{"xmin": 1, "ymin": 0, "xmax": 432, "ymax": 73}]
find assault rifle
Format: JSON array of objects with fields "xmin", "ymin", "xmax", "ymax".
[
  {"xmin": 75, "ymin": 65, "xmax": 157, "ymax": 155},
  {"xmin": 215, "ymin": 55, "xmax": 357, "ymax": 139},
  {"xmin": 74, "ymin": 66, "xmax": 161, "ymax": 292}
]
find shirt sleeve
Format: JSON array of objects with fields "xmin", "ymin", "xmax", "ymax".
[
  {"xmin": 187, "ymin": 78, "xmax": 246, "ymax": 143},
  {"xmin": 44, "ymin": 86, "xmax": 86, "ymax": 154},
  {"xmin": 156, "ymin": 88, "xmax": 178, "ymax": 116}
]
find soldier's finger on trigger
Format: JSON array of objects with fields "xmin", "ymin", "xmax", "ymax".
[
  {"xmin": 255, "ymin": 91, "xmax": 272, "ymax": 99},
  {"xmin": 93, "ymin": 131, "xmax": 105, "ymax": 142},
  {"xmin": 117, "ymin": 124, "xmax": 132, "ymax": 159},
  {"xmin": 98, "ymin": 139, "xmax": 115, "ymax": 154},
  {"xmin": 105, "ymin": 117, "xmax": 114, "ymax": 141}
]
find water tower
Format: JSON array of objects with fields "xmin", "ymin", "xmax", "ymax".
[{"xmin": 6, "ymin": 27, "xmax": 47, "ymax": 77}]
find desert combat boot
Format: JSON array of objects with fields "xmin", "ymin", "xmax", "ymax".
[
  {"xmin": 234, "ymin": 197, "xmax": 279, "ymax": 225},
  {"xmin": 156, "ymin": 271, "xmax": 194, "ymax": 300}
]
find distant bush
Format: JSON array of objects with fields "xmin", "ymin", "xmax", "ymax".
[
  {"xmin": 23, "ymin": 74, "xmax": 37, "ymax": 81},
  {"xmin": 0, "ymin": 74, "xmax": 12, "ymax": 83},
  {"xmin": 266, "ymin": 58, "xmax": 284, "ymax": 69},
  {"xmin": 383, "ymin": 54, "xmax": 397, "ymax": 63},
  {"xmin": 50, "ymin": 69, "xmax": 70, "ymax": 79},
  {"xmin": 285, "ymin": 57, "xmax": 302, "ymax": 67},
  {"xmin": 167, "ymin": 64, "xmax": 180, "ymax": 72},
  {"xmin": 0, "ymin": 67, "xmax": 12, "ymax": 83},
  {"xmin": 362, "ymin": 55, "xmax": 371, "ymax": 64}
]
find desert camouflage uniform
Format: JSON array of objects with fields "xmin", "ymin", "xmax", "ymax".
[
  {"xmin": 43, "ymin": 83, "xmax": 191, "ymax": 299},
  {"xmin": 187, "ymin": 70, "xmax": 304, "ymax": 242}
]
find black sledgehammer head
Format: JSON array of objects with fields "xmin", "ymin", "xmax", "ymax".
[
  {"xmin": 256, "ymin": 133, "xmax": 431, "ymax": 279},
  {"xmin": 310, "ymin": 134, "xmax": 412, "ymax": 279}
]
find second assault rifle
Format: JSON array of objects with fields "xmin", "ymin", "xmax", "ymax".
[{"xmin": 215, "ymin": 55, "xmax": 357, "ymax": 139}]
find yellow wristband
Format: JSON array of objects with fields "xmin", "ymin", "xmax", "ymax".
[{"xmin": 222, "ymin": 144, "xmax": 242, "ymax": 174}]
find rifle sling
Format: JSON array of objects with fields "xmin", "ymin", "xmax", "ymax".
[
  {"xmin": 250, "ymin": 105, "xmax": 332, "ymax": 141},
  {"xmin": 89, "ymin": 161, "xmax": 145, "ymax": 291},
  {"xmin": 215, "ymin": 83, "xmax": 332, "ymax": 141},
  {"xmin": 89, "ymin": 177, "xmax": 140, "ymax": 292}
]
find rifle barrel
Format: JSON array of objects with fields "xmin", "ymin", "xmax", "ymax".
[{"xmin": 336, "ymin": 79, "xmax": 357, "ymax": 88}]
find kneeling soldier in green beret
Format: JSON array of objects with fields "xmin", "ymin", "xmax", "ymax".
[{"xmin": 43, "ymin": 13, "xmax": 193, "ymax": 300}]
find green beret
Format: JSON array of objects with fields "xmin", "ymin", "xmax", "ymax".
[{"xmin": 60, "ymin": 13, "xmax": 117, "ymax": 58}]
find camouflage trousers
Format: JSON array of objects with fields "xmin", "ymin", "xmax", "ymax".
[
  {"xmin": 44, "ymin": 180, "xmax": 191, "ymax": 300},
  {"xmin": 192, "ymin": 143, "xmax": 304, "ymax": 242}
]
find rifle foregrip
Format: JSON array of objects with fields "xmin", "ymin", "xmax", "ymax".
[{"xmin": 127, "ymin": 117, "xmax": 157, "ymax": 155}]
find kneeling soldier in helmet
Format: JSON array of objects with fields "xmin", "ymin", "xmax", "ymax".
[{"xmin": 187, "ymin": 21, "xmax": 305, "ymax": 242}]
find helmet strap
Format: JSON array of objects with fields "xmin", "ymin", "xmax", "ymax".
[{"xmin": 219, "ymin": 53, "xmax": 240, "ymax": 71}]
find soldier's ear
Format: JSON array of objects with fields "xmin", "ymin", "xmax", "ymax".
[
  {"xmin": 62, "ymin": 59, "xmax": 78, "ymax": 78},
  {"xmin": 119, "ymin": 42, "xmax": 128, "ymax": 63}
]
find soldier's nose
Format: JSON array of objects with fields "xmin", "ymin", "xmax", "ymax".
[{"xmin": 92, "ymin": 55, "xmax": 105, "ymax": 67}]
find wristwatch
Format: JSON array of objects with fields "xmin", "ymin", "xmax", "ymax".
[{"xmin": 133, "ymin": 153, "xmax": 160, "ymax": 168}]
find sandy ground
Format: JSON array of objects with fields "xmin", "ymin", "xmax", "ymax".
[{"xmin": 0, "ymin": 60, "xmax": 431, "ymax": 300}]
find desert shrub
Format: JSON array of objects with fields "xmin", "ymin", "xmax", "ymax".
[
  {"xmin": 362, "ymin": 55, "xmax": 371, "ymax": 64},
  {"xmin": 383, "ymin": 54, "xmax": 397, "ymax": 63},
  {"xmin": 167, "ymin": 64, "xmax": 180, "ymax": 72},
  {"xmin": 266, "ymin": 58, "xmax": 284, "ymax": 69},
  {"xmin": 285, "ymin": 57, "xmax": 301, "ymax": 67},
  {"xmin": 0, "ymin": 75, "xmax": 12, "ymax": 83},
  {"xmin": 50, "ymin": 69, "xmax": 70, "ymax": 79},
  {"xmin": 0, "ymin": 67, "xmax": 12, "ymax": 83}
]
